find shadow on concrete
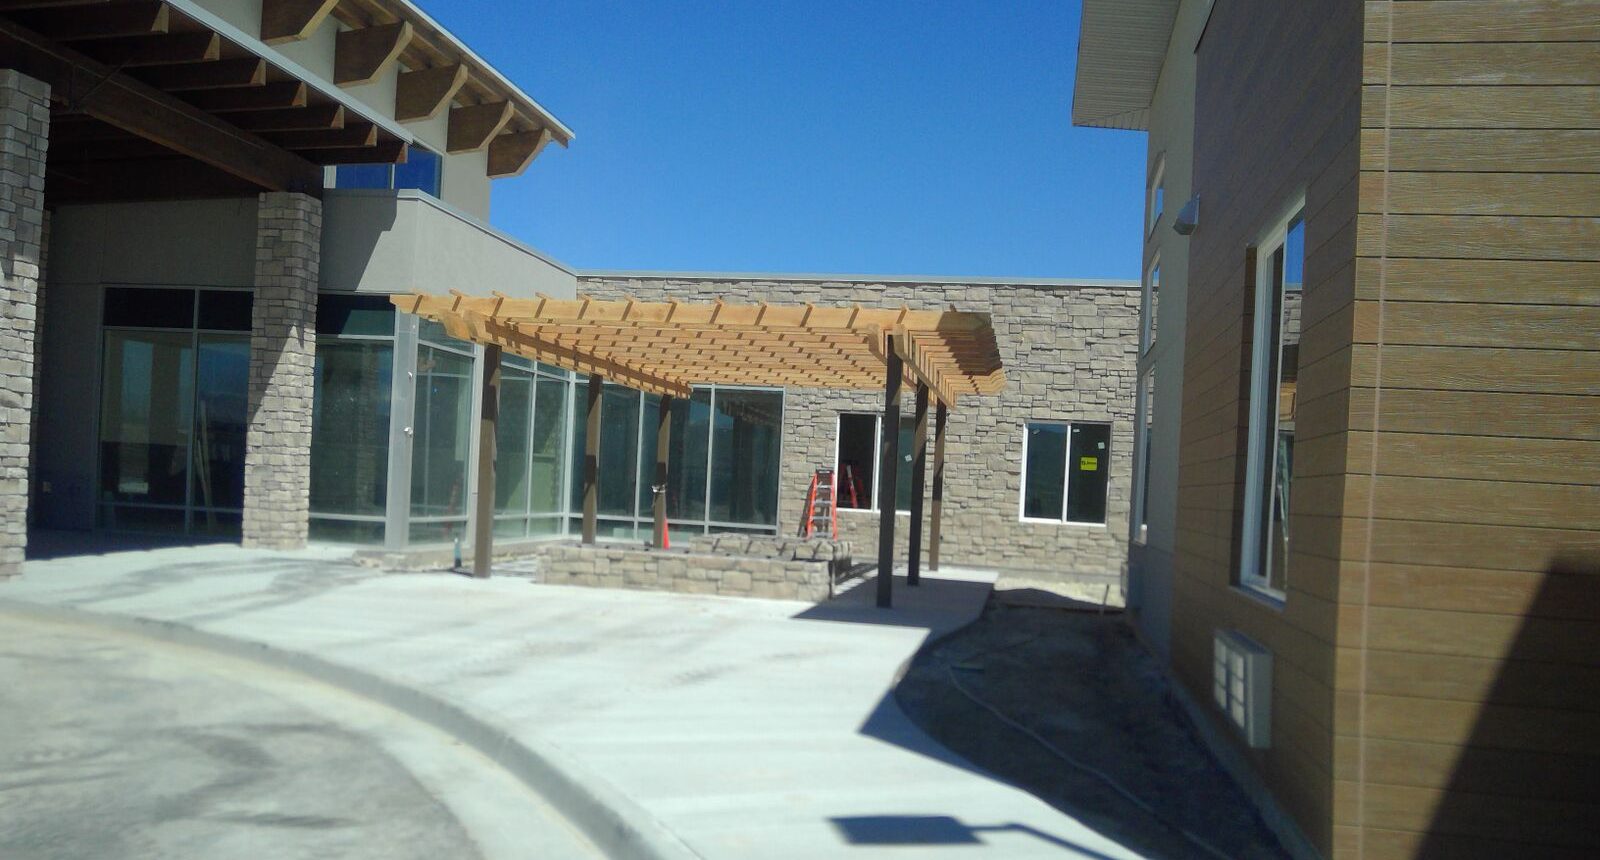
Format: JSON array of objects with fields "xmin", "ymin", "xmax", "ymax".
[
  {"xmin": 830, "ymin": 815, "xmax": 1126, "ymax": 858},
  {"xmin": 25, "ymin": 529, "xmax": 236, "ymax": 561},
  {"xmin": 791, "ymin": 571, "xmax": 993, "ymax": 633},
  {"xmin": 1412, "ymin": 551, "xmax": 1600, "ymax": 859}
]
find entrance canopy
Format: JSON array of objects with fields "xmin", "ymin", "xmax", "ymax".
[{"xmin": 391, "ymin": 292, "xmax": 1005, "ymax": 407}]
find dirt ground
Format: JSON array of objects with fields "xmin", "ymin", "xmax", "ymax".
[{"xmin": 896, "ymin": 598, "xmax": 1289, "ymax": 860}]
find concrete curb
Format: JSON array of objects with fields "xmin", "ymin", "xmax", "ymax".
[{"xmin": 0, "ymin": 598, "xmax": 703, "ymax": 860}]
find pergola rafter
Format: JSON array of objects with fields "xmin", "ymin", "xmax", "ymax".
[{"xmin": 390, "ymin": 290, "xmax": 1006, "ymax": 607}]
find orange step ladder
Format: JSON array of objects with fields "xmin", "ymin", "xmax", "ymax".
[{"xmin": 801, "ymin": 468, "xmax": 840, "ymax": 539}]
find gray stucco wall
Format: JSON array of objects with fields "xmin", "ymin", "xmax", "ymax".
[
  {"xmin": 579, "ymin": 275, "xmax": 1140, "ymax": 583},
  {"xmin": 36, "ymin": 199, "xmax": 260, "ymax": 531}
]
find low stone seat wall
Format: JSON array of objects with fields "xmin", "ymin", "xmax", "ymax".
[{"xmin": 536, "ymin": 540, "xmax": 839, "ymax": 601}]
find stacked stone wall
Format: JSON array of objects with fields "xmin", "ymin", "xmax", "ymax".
[
  {"xmin": 579, "ymin": 276, "xmax": 1140, "ymax": 583},
  {"xmin": 241, "ymin": 192, "xmax": 321, "ymax": 549},
  {"xmin": 0, "ymin": 70, "xmax": 49, "ymax": 577},
  {"xmin": 532, "ymin": 544, "xmax": 833, "ymax": 601}
]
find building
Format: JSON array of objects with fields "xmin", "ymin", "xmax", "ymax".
[
  {"xmin": 3, "ymin": 0, "xmax": 1141, "ymax": 594},
  {"xmin": 1075, "ymin": 1, "xmax": 1600, "ymax": 858}
]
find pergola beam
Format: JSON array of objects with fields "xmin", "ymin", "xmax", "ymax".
[
  {"xmin": 908, "ymin": 382, "xmax": 929, "ymax": 586},
  {"xmin": 876, "ymin": 336, "xmax": 903, "ymax": 609},
  {"xmin": 929, "ymin": 400, "xmax": 947, "ymax": 571}
]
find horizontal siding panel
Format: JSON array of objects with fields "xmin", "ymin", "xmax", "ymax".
[
  {"xmin": 1366, "ymin": 606, "xmax": 1600, "ymax": 663},
  {"xmin": 1356, "ymin": 257, "xmax": 1600, "ymax": 305},
  {"xmin": 1352, "ymin": 301, "xmax": 1600, "ymax": 350},
  {"xmin": 1358, "ymin": 518, "xmax": 1599, "ymax": 573},
  {"xmin": 1358, "ymin": 826, "xmax": 1600, "ymax": 860},
  {"xmin": 1356, "ymin": 214, "xmax": 1600, "ymax": 262},
  {"xmin": 1352, "ymin": 474, "xmax": 1600, "ymax": 530},
  {"xmin": 1362, "ymin": 128, "xmax": 1600, "ymax": 172},
  {"xmin": 1343, "ymin": 738, "xmax": 1598, "ymax": 801},
  {"xmin": 1358, "ymin": 781, "xmax": 1600, "ymax": 849},
  {"xmin": 1364, "ymin": 650, "xmax": 1600, "ymax": 711},
  {"xmin": 1362, "ymin": 85, "xmax": 1600, "ymax": 129},
  {"xmin": 1346, "ymin": 387, "xmax": 1600, "ymax": 439},
  {"xmin": 1348, "ymin": 431, "xmax": 1600, "ymax": 485},
  {"xmin": 1362, "ymin": 562, "xmax": 1600, "ymax": 620},
  {"xmin": 1350, "ymin": 344, "xmax": 1600, "ymax": 395},
  {"xmin": 1367, "ymin": 1, "xmax": 1600, "ymax": 44},
  {"xmin": 1363, "ymin": 692, "xmax": 1600, "ymax": 754},
  {"xmin": 1364, "ymin": 41, "xmax": 1600, "ymax": 86},
  {"xmin": 1359, "ymin": 171, "xmax": 1600, "ymax": 217}
]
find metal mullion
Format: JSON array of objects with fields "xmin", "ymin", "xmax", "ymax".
[
  {"xmin": 1061, "ymin": 422, "xmax": 1073, "ymax": 523},
  {"xmin": 701, "ymin": 387, "xmax": 715, "ymax": 525},
  {"xmin": 183, "ymin": 313, "xmax": 200, "ymax": 534}
]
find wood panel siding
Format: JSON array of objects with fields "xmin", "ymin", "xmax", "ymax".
[
  {"xmin": 1347, "ymin": 2, "xmax": 1600, "ymax": 858},
  {"xmin": 1174, "ymin": 1, "xmax": 1366, "ymax": 854}
]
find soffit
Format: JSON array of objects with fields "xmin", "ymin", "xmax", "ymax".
[{"xmin": 1071, "ymin": 0, "xmax": 1179, "ymax": 131}]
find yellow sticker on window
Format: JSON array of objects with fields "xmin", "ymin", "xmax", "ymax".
[{"xmin": 1080, "ymin": 456, "xmax": 1098, "ymax": 472}]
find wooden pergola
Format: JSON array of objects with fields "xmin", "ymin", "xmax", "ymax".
[{"xmin": 391, "ymin": 291, "xmax": 1006, "ymax": 608}]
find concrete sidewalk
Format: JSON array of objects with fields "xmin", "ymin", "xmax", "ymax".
[{"xmin": 2, "ymin": 546, "xmax": 1146, "ymax": 860}]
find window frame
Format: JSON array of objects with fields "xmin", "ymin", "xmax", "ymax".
[
  {"xmin": 1017, "ymin": 419, "xmax": 1111, "ymax": 527},
  {"xmin": 1237, "ymin": 201, "xmax": 1306, "ymax": 602},
  {"xmin": 832, "ymin": 412, "xmax": 915, "ymax": 515},
  {"xmin": 1141, "ymin": 256, "xmax": 1161, "ymax": 356},
  {"xmin": 1147, "ymin": 156, "xmax": 1166, "ymax": 237}
]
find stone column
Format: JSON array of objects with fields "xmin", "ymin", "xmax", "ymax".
[
  {"xmin": 0, "ymin": 70, "xmax": 49, "ymax": 578},
  {"xmin": 241, "ymin": 192, "xmax": 321, "ymax": 550}
]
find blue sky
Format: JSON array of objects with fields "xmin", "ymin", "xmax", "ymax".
[{"xmin": 429, "ymin": 1, "xmax": 1145, "ymax": 279}]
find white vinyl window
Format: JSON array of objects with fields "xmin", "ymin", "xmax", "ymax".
[
  {"xmin": 1131, "ymin": 371, "xmax": 1154, "ymax": 545},
  {"xmin": 1141, "ymin": 258, "xmax": 1161, "ymax": 355},
  {"xmin": 1147, "ymin": 157, "xmax": 1166, "ymax": 236},
  {"xmin": 834, "ymin": 414, "xmax": 914, "ymax": 514},
  {"xmin": 1239, "ymin": 204, "xmax": 1306, "ymax": 600},
  {"xmin": 1019, "ymin": 422, "xmax": 1110, "ymax": 526}
]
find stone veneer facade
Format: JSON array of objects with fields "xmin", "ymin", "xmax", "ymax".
[
  {"xmin": 241, "ymin": 193, "xmax": 321, "ymax": 550},
  {"xmin": 579, "ymin": 275, "xmax": 1140, "ymax": 583},
  {"xmin": 0, "ymin": 70, "xmax": 49, "ymax": 578}
]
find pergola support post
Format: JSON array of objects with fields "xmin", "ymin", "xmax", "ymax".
[
  {"xmin": 930, "ymin": 400, "xmax": 947, "ymax": 571},
  {"xmin": 908, "ymin": 383, "xmax": 929, "ymax": 586},
  {"xmin": 471, "ymin": 344, "xmax": 501, "ymax": 578},
  {"xmin": 876, "ymin": 336, "xmax": 903, "ymax": 609},
  {"xmin": 582, "ymin": 373, "xmax": 602, "ymax": 544},
  {"xmin": 652, "ymin": 394, "xmax": 674, "ymax": 548}
]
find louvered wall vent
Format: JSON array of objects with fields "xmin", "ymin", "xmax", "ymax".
[{"xmin": 1213, "ymin": 628, "xmax": 1273, "ymax": 748}]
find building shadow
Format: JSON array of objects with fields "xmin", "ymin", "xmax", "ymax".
[
  {"xmin": 830, "ymin": 814, "xmax": 1126, "ymax": 858},
  {"xmin": 1412, "ymin": 551, "xmax": 1600, "ymax": 859},
  {"xmin": 791, "ymin": 569, "xmax": 995, "ymax": 633}
]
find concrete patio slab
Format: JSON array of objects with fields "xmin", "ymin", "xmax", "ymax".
[{"xmin": 2, "ymin": 546, "xmax": 1148, "ymax": 860}]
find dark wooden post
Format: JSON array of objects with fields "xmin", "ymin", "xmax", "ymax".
[
  {"xmin": 471, "ymin": 345, "xmax": 502, "ymax": 578},
  {"xmin": 652, "ymin": 394, "xmax": 674, "ymax": 548},
  {"xmin": 582, "ymin": 373, "xmax": 602, "ymax": 544},
  {"xmin": 876, "ymin": 336, "xmax": 902, "ymax": 609},
  {"xmin": 907, "ymin": 383, "xmax": 929, "ymax": 586},
  {"xmin": 929, "ymin": 400, "xmax": 947, "ymax": 571}
]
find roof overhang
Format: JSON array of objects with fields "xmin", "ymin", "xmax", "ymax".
[
  {"xmin": 1071, "ymin": 0, "xmax": 1179, "ymax": 131},
  {"xmin": 392, "ymin": 292, "xmax": 1006, "ymax": 408}
]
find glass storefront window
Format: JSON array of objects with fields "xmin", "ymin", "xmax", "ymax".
[
  {"xmin": 410, "ymin": 343, "xmax": 474, "ymax": 542},
  {"xmin": 709, "ymin": 389, "xmax": 783, "ymax": 526},
  {"xmin": 310, "ymin": 340, "xmax": 393, "ymax": 517}
]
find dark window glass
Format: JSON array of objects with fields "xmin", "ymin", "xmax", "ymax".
[
  {"xmin": 394, "ymin": 147, "xmax": 442, "ymax": 197},
  {"xmin": 197, "ymin": 290, "xmax": 253, "ymax": 332},
  {"xmin": 1023, "ymin": 423, "xmax": 1067, "ymax": 520},
  {"xmin": 666, "ymin": 389, "xmax": 711, "ymax": 520},
  {"xmin": 103, "ymin": 287, "xmax": 193, "ymax": 329},
  {"xmin": 317, "ymin": 293, "xmax": 395, "ymax": 337},
  {"xmin": 496, "ymin": 365, "xmax": 534, "ymax": 517},
  {"xmin": 1066, "ymin": 424, "xmax": 1111, "ymax": 524},
  {"xmin": 333, "ymin": 163, "xmax": 392, "ymax": 189},
  {"xmin": 708, "ymin": 389, "xmax": 782, "ymax": 526},
  {"xmin": 190, "ymin": 335, "xmax": 251, "ymax": 513},
  {"xmin": 598, "ymin": 385, "xmax": 640, "ymax": 517},
  {"xmin": 836, "ymin": 414, "xmax": 877, "ymax": 509}
]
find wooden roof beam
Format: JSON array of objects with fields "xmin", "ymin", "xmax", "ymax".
[
  {"xmin": 10, "ymin": 1, "xmax": 168, "ymax": 41},
  {"xmin": 487, "ymin": 127, "xmax": 552, "ymax": 178},
  {"xmin": 396, "ymin": 63, "xmax": 467, "ymax": 122},
  {"xmin": 895, "ymin": 330, "xmax": 959, "ymax": 407},
  {"xmin": 0, "ymin": 16, "xmax": 321, "ymax": 193},
  {"xmin": 306, "ymin": 137, "xmax": 406, "ymax": 165},
  {"xmin": 447, "ymin": 100, "xmax": 513, "ymax": 153},
  {"xmin": 138, "ymin": 56, "xmax": 265, "ymax": 91},
  {"xmin": 229, "ymin": 103, "xmax": 344, "ymax": 133},
  {"xmin": 334, "ymin": 20, "xmax": 412, "ymax": 87},
  {"xmin": 87, "ymin": 31, "xmax": 218, "ymax": 66},
  {"xmin": 262, "ymin": 121, "xmax": 375, "ymax": 150},
  {"xmin": 183, "ymin": 80, "xmax": 307, "ymax": 112},
  {"xmin": 260, "ymin": 0, "xmax": 339, "ymax": 45},
  {"xmin": 463, "ymin": 311, "xmax": 693, "ymax": 398}
]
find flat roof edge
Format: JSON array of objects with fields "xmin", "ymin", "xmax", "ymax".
[{"xmin": 577, "ymin": 270, "xmax": 1140, "ymax": 289}]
